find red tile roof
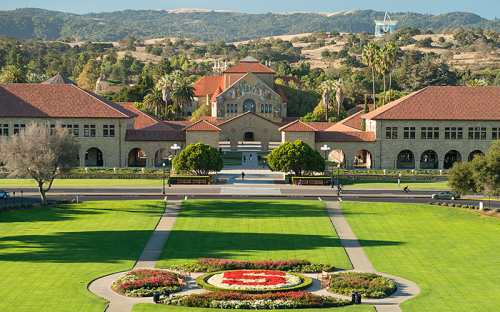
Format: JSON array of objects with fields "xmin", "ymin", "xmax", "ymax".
[
  {"xmin": 183, "ymin": 120, "xmax": 221, "ymax": 131},
  {"xmin": 347, "ymin": 104, "xmax": 374, "ymax": 116},
  {"xmin": 315, "ymin": 131, "xmax": 375, "ymax": 142},
  {"xmin": 279, "ymin": 120, "xmax": 317, "ymax": 132},
  {"xmin": 0, "ymin": 84, "xmax": 137, "ymax": 118},
  {"xmin": 274, "ymin": 86, "xmax": 288, "ymax": 103},
  {"xmin": 363, "ymin": 86, "xmax": 500, "ymax": 121},
  {"xmin": 223, "ymin": 61, "xmax": 275, "ymax": 74},
  {"xmin": 125, "ymin": 129, "xmax": 186, "ymax": 141},
  {"xmin": 193, "ymin": 76, "xmax": 224, "ymax": 97},
  {"xmin": 304, "ymin": 122, "xmax": 337, "ymax": 131},
  {"xmin": 211, "ymin": 86, "xmax": 223, "ymax": 102},
  {"xmin": 281, "ymin": 117, "xmax": 300, "ymax": 123},
  {"xmin": 116, "ymin": 102, "xmax": 175, "ymax": 131},
  {"xmin": 187, "ymin": 116, "xmax": 217, "ymax": 123}
]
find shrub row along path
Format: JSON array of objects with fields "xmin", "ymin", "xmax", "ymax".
[{"xmin": 89, "ymin": 198, "xmax": 420, "ymax": 312}]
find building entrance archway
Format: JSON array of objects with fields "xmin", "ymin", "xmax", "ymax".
[
  {"xmin": 397, "ymin": 150, "xmax": 414, "ymax": 169},
  {"xmin": 244, "ymin": 132, "xmax": 255, "ymax": 141},
  {"xmin": 468, "ymin": 150, "xmax": 484, "ymax": 161},
  {"xmin": 128, "ymin": 148, "xmax": 146, "ymax": 167},
  {"xmin": 444, "ymin": 150, "xmax": 461, "ymax": 169},
  {"xmin": 421, "ymin": 150, "xmax": 438, "ymax": 169},
  {"xmin": 85, "ymin": 147, "xmax": 103, "ymax": 167},
  {"xmin": 354, "ymin": 149, "xmax": 372, "ymax": 168}
]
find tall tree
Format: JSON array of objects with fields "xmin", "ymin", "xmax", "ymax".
[
  {"xmin": 376, "ymin": 45, "xmax": 390, "ymax": 106},
  {"xmin": 0, "ymin": 65, "xmax": 27, "ymax": 83},
  {"xmin": 172, "ymin": 143, "xmax": 223, "ymax": 175},
  {"xmin": 386, "ymin": 42, "xmax": 399, "ymax": 103},
  {"xmin": 267, "ymin": 140, "xmax": 325, "ymax": 176},
  {"xmin": 362, "ymin": 42, "xmax": 380, "ymax": 107},
  {"xmin": 76, "ymin": 59, "xmax": 100, "ymax": 91},
  {"xmin": 333, "ymin": 78, "xmax": 347, "ymax": 119},
  {"xmin": 0, "ymin": 123, "xmax": 79, "ymax": 205},
  {"xmin": 143, "ymin": 88, "xmax": 164, "ymax": 118},
  {"xmin": 172, "ymin": 77, "xmax": 195, "ymax": 118},
  {"xmin": 157, "ymin": 70, "xmax": 183, "ymax": 119}
]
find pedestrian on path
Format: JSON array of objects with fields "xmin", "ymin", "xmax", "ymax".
[
  {"xmin": 244, "ymin": 155, "xmax": 246, "ymax": 162},
  {"xmin": 241, "ymin": 171, "xmax": 245, "ymax": 180},
  {"xmin": 249, "ymin": 154, "xmax": 253, "ymax": 161}
]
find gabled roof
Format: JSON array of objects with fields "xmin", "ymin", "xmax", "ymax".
[
  {"xmin": 279, "ymin": 120, "xmax": 317, "ymax": 132},
  {"xmin": 115, "ymin": 102, "xmax": 175, "ymax": 131},
  {"xmin": 223, "ymin": 60, "xmax": 275, "ymax": 74},
  {"xmin": 0, "ymin": 84, "xmax": 137, "ymax": 118},
  {"xmin": 274, "ymin": 86, "xmax": 288, "ymax": 103},
  {"xmin": 315, "ymin": 131, "xmax": 376, "ymax": 142},
  {"xmin": 347, "ymin": 104, "xmax": 374, "ymax": 116},
  {"xmin": 363, "ymin": 86, "xmax": 500, "ymax": 121},
  {"xmin": 42, "ymin": 72, "xmax": 77, "ymax": 85},
  {"xmin": 211, "ymin": 86, "xmax": 223, "ymax": 102},
  {"xmin": 218, "ymin": 111, "xmax": 279, "ymax": 126},
  {"xmin": 193, "ymin": 76, "xmax": 224, "ymax": 97},
  {"xmin": 217, "ymin": 71, "xmax": 282, "ymax": 102},
  {"xmin": 183, "ymin": 120, "xmax": 221, "ymax": 131}
]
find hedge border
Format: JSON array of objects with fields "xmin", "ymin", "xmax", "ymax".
[{"xmin": 196, "ymin": 270, "xmax": 312, "ymax": 294}]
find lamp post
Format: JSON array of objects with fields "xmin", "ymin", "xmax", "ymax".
[
  {"xmin": 337, "ymin": 164, "xmax": 341, "ymax": 196},
  {"xmin": 162, "ymin": 162, "xmax": 166, "ymax": 194},
  {"xmin": 320, "ymin": 145, "xmax": 331, "ymax": 186},
  {"xmin": 170, "ymin": 144, "xmax": 181, "ymax": 184},
  {"xmin": 167, "ymin": 155, "xmax": 173, "ymax": 187}
]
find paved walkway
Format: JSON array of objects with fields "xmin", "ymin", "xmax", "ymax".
[
  {"xmin": 323, "ymin": 199, "xmax": 421, "ymax": 311},
  {"xmin": 88, "ymin": 198, "xmax": 420, "ymax": 312}
]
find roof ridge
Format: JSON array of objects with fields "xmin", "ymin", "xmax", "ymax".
[
  {"xmin": 73, "ymin": 85, "xmax": 135, "ymax": 118},
  {"xmin": 278, "ymin": 119, "xmax": 318, "ymax": 132},
  {"xmin": 182, "ymin": 119, "xmax": 221, "ymax": 131},
  {"xmin": 362, "ymin": 88, "xmax": 426, "ymax": 120}
]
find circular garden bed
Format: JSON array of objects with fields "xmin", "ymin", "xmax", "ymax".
[
  {"xmin": 328, "ymin": 272, "xmax": 397, "ymax": 298},
  {"xmin": 197, "ymin": 270, "xmax": 312, "ymax": 293},
  {"xmin": 112, "ymin": 269, "xmax": 182, "ymax": 297}
]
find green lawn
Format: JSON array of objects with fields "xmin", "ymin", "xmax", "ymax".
[
  {"xmin": 340, "ymin": 180, "xmax": 449, "ymax": 190},
  {"xmin": 0, "ymin": 178, "xmax": 165, "ymax": 188},
  {"xmin": 156, "ymin": 200, "xmax": 352, "ymax": 269},
  {"xmin": 341, "ymin": 202, "xmax": 500, "ymax": 311},
  {"xmin": 0, "ymin": 200, "xmax": 165, "ymax": 312},
  {"xmin": 222, "ymin": 152, "xmax": 243, "ymax": 166},
  {"xmin": 133, "ymin": 305, "xmax": 375, "ymax": 312}
]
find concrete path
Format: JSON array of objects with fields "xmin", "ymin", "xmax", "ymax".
[{"xmin": 324, "ymin": 199, "xmax": 421, "ymax": 312}]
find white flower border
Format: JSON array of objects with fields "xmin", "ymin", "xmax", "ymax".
[{"xmin": 206, "ymin": 271, "xmax": 302, "ymax": 290}]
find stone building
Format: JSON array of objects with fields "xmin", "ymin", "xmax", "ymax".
[{"xmin": 1, "ymin": 71, "xmax": 499, "ymax": 171}]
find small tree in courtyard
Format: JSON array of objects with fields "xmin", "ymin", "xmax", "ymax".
[
  {"xmin": 172, "ymin": 143, "xmax": 223, "ymax": 175},
  {"xmin": 267, "ymin": 140, "xmax": 325, "ymax": 176},
  {"xmin": 0, "ymin": 123, "xmax": 79, "ymax": 205}
]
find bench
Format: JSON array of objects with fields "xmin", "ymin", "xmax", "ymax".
[
  {"xmin": 310, "ymin": 180, "xmax": 324, "ymax": 185},
  {"xmin": 295, "ymin": 180, "xmax": 325, "ymax": 185},
  {"xmin": 192, "ymin": 179, "xmax": 207, "ymax": 185},
  {"xmin": 177, "ymin": 179, "xmax": 191, "ymax": 184}
]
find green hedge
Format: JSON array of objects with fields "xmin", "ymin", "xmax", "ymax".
[
  {"xmin": 291, "ymin": 176, "xmax": 331, "ymax": 183},
  {"xmin": 196, "ymin": 271, "xmax": 312, "ymax": 294}
]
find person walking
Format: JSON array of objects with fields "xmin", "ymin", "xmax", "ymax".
[
  {"xmin": 243, "ymin": 155, "xmax": 246, "ymax": 162},
  {"xmin": 241, "ymin": 172, "xmax": 245, "ymax": 180},
  {"xmin": 249, "ymin": 154, "xmax": 253, "ymax": 161}
]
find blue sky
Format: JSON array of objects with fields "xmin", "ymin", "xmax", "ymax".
[{"xmin": 2, "ymin": 0, "xmax": 499, "ymax": 20}]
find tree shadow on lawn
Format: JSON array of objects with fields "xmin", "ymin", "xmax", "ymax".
[
  {"xmin": 0, "ymin": 203, "xmax": 163, "ymax": 223},
  {"xmin": 161, "ymin": 230, "xmax": 403, "ymax": 263},
  {"xmin": 0, "ymin": 230, "xmax": 154, "ymax": 263},
  {"xmin": 179, "ymin": 200, "xmax": 328, "ymax": 219}
]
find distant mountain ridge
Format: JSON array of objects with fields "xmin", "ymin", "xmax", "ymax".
[{"xmin": 0, "ymin": 8, "xmax": 499, "ymax": 42}]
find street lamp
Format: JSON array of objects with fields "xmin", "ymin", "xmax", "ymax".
[
  {"xmin": 320, "ymin": 144, "xmax": 330, "ymax": 160},
  {"xmin": 162, "ymin": 162, "xmax": 166, "ymax": 194},
  {"xmin": 167, "ymin": 155, "xmax": 173, "ymax": 187},
  {"xmin": 320, "ymin": 145, "xmax": 331, "ymax": 186},
  {"xmin": 337, "ymin": 164, "xmax": 341, "ymax": 195}
]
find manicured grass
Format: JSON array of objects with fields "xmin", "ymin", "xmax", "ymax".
[
  {"xmin": 156, "ymin": 200, "xmax": 352, "ymax": 269},
  {"xmin": 340, "ymin": 180, "xmax": 449, "ymax": 190},
  {"xmin": 0, "ymin": 178, "xmax": 164, "ymax": 188},
  {"xmin": 341, "ymin": 202, "xmax": 500, "ymax": 311},
  {"xmin": 133, "ymin": 304, "xmax": 375, "ymax": 312},
  {"xmin": 222, "ymin": 152, "xmax": 243, "ymax": 166},
  {"xmin": 0, "ymin": 200, "xmax": 165, "ymax": 312}
]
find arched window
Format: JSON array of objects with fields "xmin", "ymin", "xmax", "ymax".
[
  {"xmin": 227, "ymin": 104, "xmax": 230, "ymax": 113},
  {"xmin": 234, "ymin": 104, "xmax": 238, "ymax": 113},
  {"xmin": 265, "ymin": 104, "xmax": 268, "ymax": 113},
  {"xmin": 231, "ymin": 104, "xmax": 234, "ymax": 113},
  {"xmin": 261, "ymin": 104, "xmax": 264, "ymax": 113}
]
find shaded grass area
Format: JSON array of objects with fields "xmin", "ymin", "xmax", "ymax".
[
  {"xmin": 133, "ymin": 304, "xmax": 375, "ymax": 312},
  {"xmin": 0, "ymin": 200, "xmax": 165, "ymax": 312},
  {"xmin": 156, "ymin": 200, "xmax": 352, "ymax": 270},
  {"xmin": 222, "ymin": 152, "xmax": 243, "ymax": 166},
  {"xmin": 341, "ymin": 202, "xmax": 500, "ymax": 311},
  {"xmin": 0, "ymin": 178, "xmax": 164, "ymax": 188},
  {"xmin": 340, "ymin": 180, "xmax": 449, "ymax": 190}
]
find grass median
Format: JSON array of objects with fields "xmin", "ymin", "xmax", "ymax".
[
  {"xmin": 0, "ymin": 200, "xmax": 165, "ymax": 312},
  {"xmin": 0, "ymin": 178, "xmax": 165, "ymax": 188},
  {"xmin": 156, "ymin": 199, "xmax": 352, "ymax": 269},
  {"xmin": 133, "ymin": 305, "xmax": 375, "ymax": 312},
  {"xmin": 341, "ymin": 180, "xmax": 449, "ymax": 190},
  {"xmin": 341, "ymin": 201, "xmax": 500, "ymax": 311}
]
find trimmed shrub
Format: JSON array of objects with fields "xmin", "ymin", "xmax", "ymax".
[
  {"xmin": 428, "ymin": 201, "xmax": 433, "ymax": 205},
  {"xmin": 329, "ymin": 272, "xmax": 396, "ymax": 298},
  {"xmin": 112, "ymin": 269, "xmax": 182, "ymax": 297},
  {"xmin": 494, "ymin": 209, "xmax": 499, "ymax": 213},
  {"xmin": 434, "ymin": 202, "xmax": 440, "ymax": 206},
  {"xmin": 162, "ymin": 291, "xmax": 350, "ymax": 308},
  {"xmin": 26, "ymin": 203, "xmax": 33, "ymax": 207},
  {"xmin": 196, "ymin": 271, "xmax": 312, "ymax": 294},
  {"xmin": 449, "ymin": 203, "xmax": 455, "ymax": 207},
  {"xmin": 441, "ymin": 202, "xmax": 448, "ymax": 206},
  {"xmin": 71, "ymin": 199, "xmax": 77, "ymax": 203}
]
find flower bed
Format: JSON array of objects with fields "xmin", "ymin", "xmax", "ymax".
[
  {"xmin": 112, "ymin": 269, "xmax": 182, "ymax": 297},
  {"xmin": 170, "ymin": 258, "xmax": 334, "ymax": 273},
  {"xmin": 161, "ymin": 291, "xmax": 351, "ymax": 309},
  {"xmin": 197, "ymin": 270, "xmax": 312, "ymax": 293},
  {"xmin": 328, "ymin": 272, "xmax": 397, "ymax": 298}
]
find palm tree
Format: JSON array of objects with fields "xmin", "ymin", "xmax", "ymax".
[
  {"xmin": 376, "ymin": 46, "xmax": 390, "ymax": 106},
  {"xmin": 362, "ymin": 43, "xmax": 380, "ymax": 107},
  {"xmin": 1, "ymin": 65, "xmax": 27, "ymax": 83},
  {"xmin": 172, "ymin": 77, "xmax": 196, "ymax": 118},
  {"xmin": 143, "ymin": 88, "xmax": 164, "ymax": 118},
  {"xmin": 319, "ymin": 80, "xmax": 335, "ymax": 121},
  {"xmin": 157, "ymin": 70, "xmax": 183, "ymax": 119},
  {"xmin": 333, "ymin": 78, "xmax": 347, "ymax": 119},
  {"xmin": 386, "ymin": 42, "xmax": 399, "ymax": 103}
]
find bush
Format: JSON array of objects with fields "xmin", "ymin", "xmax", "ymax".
[
  {"xmin": 162, "ymin": 291, "xmax": 350, "ymax": 308},
  {"xmin": 494, "ymin": 209, "xmax": 499, "ymax": 213},
  {"xmin": 112, "ymin": 269, "xmax": 182, "ymax": 297},
  {"xmin": 20, "ymin": 204, "xmax": 26, "ymax": 208},
  {"xmin": 196, "ymin": 272, "xmax": 313, "ymax": 294},
  {"xmin": 329, "ymin": 272, "xmax": 396, "ymax": 298},
  {"xmin": 441, "ymin": 202, "xmax": 448, "ymax": 206},
  {"xmin": 170, "ymin": 258, "xmax": 334, "ymax": 273},
  {"xmin": 449, "ymin": 203, "xmax": 455, "ymax": 207},
  {"xmin": 71, "ymin": 199, "xmax": 77, "ymax": 203},
  {"xmin": 26, "ymin": 203, "xmax": 33, "ymax": 207},
  {"xmin": 428, "ymin": 201, "xmax": 433, "ymax": 205},
  {"xmin": 434, "ymin": 202, "xmax": 440, "ymax": 206}
]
